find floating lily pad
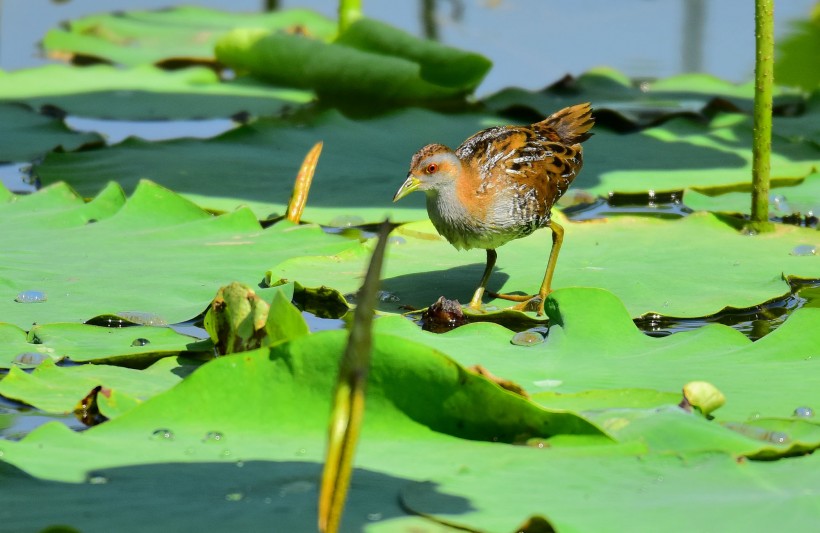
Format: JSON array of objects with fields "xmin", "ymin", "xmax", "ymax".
[
  {"xmin": 685, "ymin": 171, "xmax": 820, "ymax": 215},
  {"xmin": 42, "ymin": 6, "xmax": 336, "ymax": 67},
  {"xmin": 271, "ymin": 212, "xmax": 820, "ymax": 318},
  {"xmin": 34, "ymin": 108, "xmax": 820, "ymax": 224},
  {"xmin": 0, "ymin": 357, "xmax": 199, "ymax": 418},
  {"xmin": 484, "ymin": 68, "xmax": 804, "ymax": 127},
  {"xmin": 0, "ymin": 65, "xmax": 314, "ymax": 120},
  {"xmin": 0, "ymin": 180, "xmax": 356, "ymax": 328},
  {"xmin": 0, "ymin": 321, "xmax": 207, "ymax": 369},
  {"xmin": 0, "ymin": 103, "xmax": 102, "ymax": 162}
]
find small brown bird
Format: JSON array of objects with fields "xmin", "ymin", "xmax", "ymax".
[{"xmin": 393, "ymin": 103, "xmax": 594, "ymax": 315}]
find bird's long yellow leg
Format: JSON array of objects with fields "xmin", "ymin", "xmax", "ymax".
[
  {"xmin": 533, "ymin": 220, "xmax": 565, "ymax": 315},
  {"xmin": 469, "ymin": 249, "xmax": 497, "ymax": 310},
  {"xmin": 490, "ymin": 220, "xmax": 564, "ymax": 315}
]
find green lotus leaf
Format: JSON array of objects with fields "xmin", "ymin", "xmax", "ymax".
[
  {"xmin": 484, "ymin": 67, "xmax": 804, "ymax": 126},
  {"xmin": 41, "ymin": 6, "xmax": 335, "ymax": 67},
  {"xmin": 685, "ymin": 171, "xmax": 820, "ymax": 215},
  {"xmin": 0, "ymin": 321, "xmax": 208, "ymax": 369},
  {"xmin": 34, "ymin": 108, "xmax": 820, "ymax": 224},
  {"xmin": 0, "ymin": 179, "xmax": 356, "ymax": 328},
  {"xmin": 366, "ymin": 288, "xmax": 820, "ymax": 422},
  {"xmin": 0, "ymin": 357, "xmax": 199, "ymax": 418},
  {"xmin": 215, "ymin": 18, "xmax": 491, "ymax": 108},
  {"xmin": 1, "ymin": 294, "xmax": 817, "ymax": 531},
  {"xmin": 0, "ymin": 65, "xmax": 313, "ymax": 120},
  {"xmin": 0, "ymin": 103, "xmax": 102, "ymax": 162},
  {"xmin": 270, "ymin": 212, "xmax": 820, "ymax": 318},
  {"xmin": 0, "ymin": 328, "xmax": 606, "ymax": 483},
  {"xmin": 775, "ymin": 3, "xmax": 820, "ymax": 92}
]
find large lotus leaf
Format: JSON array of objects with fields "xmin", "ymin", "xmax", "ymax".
[
  {"xmin": 34, "ymin": 108, "xmax": 820, "ymax": 224},
  {"xmin": 0, "ymin": 356, "xmax": 199, "ymax": 418},
  {"xmin": 215, "ymin": 18, "xmax": 491, "ymax": 107},
  {"xmin": 0, "ymin": 330, "xmax": 606, "ymax": 483},
  {"xmin": 685, "ymin": 171, "xmax": 820, "ymax": 215},
  {"xmin": 0, "ymin": 321, "xmax": 207, "ymax": 369},
  {"xmin": 0, "ymin": 179, "xmax": 356, "ymax": 329},
  {"xmin": 0, "ymin": 103, "xmax": 102, "ymax": 162},
  {"xmin": 367, "ymin": 288, "xmax": 820, "ymax": 422},
  {"xmin": 270, "ymin": 212, "xmax": 820, "ymax": 318},
  {"xmin": 484, "ymin": 68, "xmax": 804, "ymax": 126},
  {"xmin": 399, "ymin": 451, "xmax": 820, "ymax": 532},
  {"xmin": 1, "ymin": 311, "xmax": 817, "ymax": 532},
  {"xmin": 42, "ymin": 6, "xmax": 336, "ymax": 67},
  {"xmin": 0, "ymin": 65, "xmax": 313, "ymax": 120}
]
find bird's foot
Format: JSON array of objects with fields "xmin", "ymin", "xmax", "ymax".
[
  {"xmin": 506, "ymin": 292, "xmax": 549, "ymax": 316},
  {"xmin": 485, "ymin": 290, "xmax": 532, "ymax": 302}
]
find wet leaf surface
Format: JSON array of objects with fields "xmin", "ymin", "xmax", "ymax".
[
  {"xmin": 271, "ymin": 212, "xmax": 820, "ymax": 318},
  {"xmin": 0, "ymin": 180, "xmax": 356, "ymax": 328}
]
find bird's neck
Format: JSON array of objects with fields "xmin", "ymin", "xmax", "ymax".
[{"xmin": 426, "ymin": 183, "xmax": 476, "ymax": 250}]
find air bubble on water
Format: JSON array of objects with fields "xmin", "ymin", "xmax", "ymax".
[
  {"xmin": 131, "ymin": 338, "xmax": 150, "ymax": 347},
  {"xmin": 236, "ymin": 460, "xmax": 245, "ymax": 468},
  {"xmin": 13, "ymin": 352, "xmax": 49, "ymax": 366},
  {"xmin": 328, "ymin": 215, "xmax": 365, "ymax": 228},
  {"xmin": 377, "ymin": 290, "xmax": 400, "ymax": 302},
  {"xmin": 388, "ymin": 236, "xmax": 407, "ymax": 246},
  {"xmin": 225, "ymin": 492, "xmax": 244, "ymax": 502},
  {"xmin": 790, "ymin": 245, "xmax": 816, "ymax": 256},
  {"xmin": 793, "ymin": 406, "xmax": 814, "ymax": 418},
  {"xmin": 203, "ymin": 431, "xmax": 224, "ymax": 443},
  {"xmin": 15, "ymin": 290, "xmax": 46, "ymax": 303},
  {"xmin": 151, "ymin": 428, "xmax": 175, "ymax": 441}
]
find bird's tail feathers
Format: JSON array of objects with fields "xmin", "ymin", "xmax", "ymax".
[{"xmin": 540, "ymin": 102, "xmax": 594, "ymax": 144}]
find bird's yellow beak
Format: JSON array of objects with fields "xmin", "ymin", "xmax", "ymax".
[{"xmin": 392, "ymin": 175, "xmax": 421, "ymax": 202}]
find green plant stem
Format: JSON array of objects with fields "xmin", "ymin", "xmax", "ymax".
[
  {"xmin": 338, "ymin": 0, "xmax": 363, "ymax": 33},
  {"xmin": 748, "ymin": 0, "xmax": 776, "ymax": 234}
]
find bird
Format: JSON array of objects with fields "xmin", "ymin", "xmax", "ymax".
[{"xmin": 392, "ymin": 103, "xmax": 594, "ymax": 316}]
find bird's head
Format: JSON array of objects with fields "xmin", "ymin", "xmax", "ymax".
[{"xmin": 393, "ymin": 144, "xmax": 461, "ymax": 202}]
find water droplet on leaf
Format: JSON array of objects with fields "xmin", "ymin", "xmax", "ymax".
[
  {"xmin": 377, "ymin": 290, "xmax": 400, "ymax": 302},
  {"xmin": 790, "ymin": 245, "xmax": 816, "ymax": 256},
  {"xmin": 793, "ymin": 406, "xmax": 814, "ymax": 418},
  {"xmin": 511, "ymin": 326, "xmax": 548, "ymax": 346},
  {"xmin": 13, "ymin": 352, "xmax": 49, "ymax": 366},
  {"xmin": 131, "ymin": 338, "xmax": 150, "ymax": 347},
  {"xmin": 151, "ymin": 429, "xmax": 175, "ymax": 441},
  {"xmin": 225, "ymin": 492, "xmax": 244, "ymax": 501},
  {"xmin": 15, "ymin": 290, "xmax": 46, "ymax": 303},
  {"xmin": 203, "ymin": 431, "xmax": 224, "ymax": 443}
]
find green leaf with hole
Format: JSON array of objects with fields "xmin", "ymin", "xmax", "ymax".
[
  {"xmin": 41, "ymin": 6, "xmax": 336, "ymax": 67},
  {"xmin": 0, "ymin": 65, "xmax": 313, "ymax": 120},
  {"xmin": 0, "ymin": 179, "xmax": 356, "ymax": 328}
]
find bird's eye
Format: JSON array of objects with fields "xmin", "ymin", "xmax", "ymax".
[{"xmin": 425, "ymin": 163, "xmax": 438, "ymax": 174}]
